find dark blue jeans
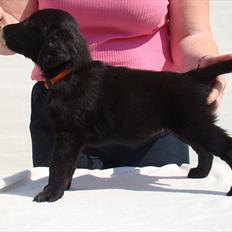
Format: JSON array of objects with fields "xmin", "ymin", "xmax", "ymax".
[{"xmin": 30, "ymin": 82, "xmax": 189, "ymax": 169}]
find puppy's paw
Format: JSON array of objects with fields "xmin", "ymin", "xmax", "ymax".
[
  {"xmin": 187, "ymin": 167, "xmax": 209, "ymax": 178},
  {"xmin": 33, "ymin": 186, "xmax": 64, "ymax": 202}
]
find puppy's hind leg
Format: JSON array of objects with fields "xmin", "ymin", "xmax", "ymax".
[
  {"xmin": 220, "ymin": 149, "xmax": 232, "ymax": 196},
  {"xmin": 171, "ymin": 122, "xmax": 232, "ymax": 195},
  {"xmin": 33, "ymin": 132, "xmax": 85, "ymax": 202}
]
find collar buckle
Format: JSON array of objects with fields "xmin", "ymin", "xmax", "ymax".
[{"xmin": 44, "ymin": 68, "xmax": 72, "ymax": 90}]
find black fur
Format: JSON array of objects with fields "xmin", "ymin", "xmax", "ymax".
[{"xmin": 3, "ymin": 9, "xmax": 232, "ymax": 202}]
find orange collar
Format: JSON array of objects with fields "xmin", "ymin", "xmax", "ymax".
[{"xmin": 44, "ymin": 69, "xmax": 72, "ymax": 89}]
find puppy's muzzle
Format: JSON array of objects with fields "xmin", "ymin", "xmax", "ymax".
[{"xmin": 2, "ymin": 24, "xmax": 25, "ymax": 54}]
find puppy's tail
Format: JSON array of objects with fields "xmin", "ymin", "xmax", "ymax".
[{"xmin": 186, "ymin": 59, "xmax": 232, "ymax": 84}]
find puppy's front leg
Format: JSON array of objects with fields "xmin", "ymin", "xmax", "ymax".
[
  {"xmin": 188, "ymin": 146, "xmax": 213, "ymax": 178},
  {"xmin": 33, "ymin": 132, "xmax": 84, "ymax": 202}
]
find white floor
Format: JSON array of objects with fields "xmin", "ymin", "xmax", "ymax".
[{"xmin": 0, "ymin": 1, "xmax": 232, "ymax": 175}]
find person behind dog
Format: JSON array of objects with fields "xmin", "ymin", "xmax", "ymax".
[{"xmin": 0, "ymin": 0, "xmax": 231, "ymax": 169}]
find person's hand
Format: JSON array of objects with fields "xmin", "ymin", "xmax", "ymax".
[
  {"xmin": 199, "ymin": 54, "xmax": 232, "ymax": 110},
  {"xmin": 0, "ymin": 6, "xmax": 18, "ymax": 26},
  {"xmin": 0, "ymin": 6, "xmax": 18, "ymax": 55}
]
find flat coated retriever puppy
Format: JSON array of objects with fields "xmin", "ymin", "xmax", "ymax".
[{"xmin": 2, "ymin": 9, "xmax": 232, "ymax": 202}]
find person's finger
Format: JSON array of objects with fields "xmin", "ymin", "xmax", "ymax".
[
  {"xmin": 0, "ymin": 7, "xmax": 4, "ymax": 24},
  {"xmin": 207, "ymin": 88, "xmax": 219, "ymax": 104},
  {"xmin": 207, "ymin": 74, "xmax": 226, "ymax": 103},
  {"xmin": 200, "ymin": 54, "xmax": 232, "ymax": 70}
]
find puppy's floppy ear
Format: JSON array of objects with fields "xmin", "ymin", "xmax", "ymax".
[{"xmin": 37, "ymin": 28, "xmax": 72, "ymax": 68}]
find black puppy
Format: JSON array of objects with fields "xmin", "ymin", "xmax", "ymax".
[{"xmin": 3, "ymin": 9, "xmax": 232, "ymax": 202}]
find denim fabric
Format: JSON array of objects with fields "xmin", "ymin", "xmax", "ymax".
[{"xmin": 30, "ymin": 82, "xmax": 189, "ymax": 169}]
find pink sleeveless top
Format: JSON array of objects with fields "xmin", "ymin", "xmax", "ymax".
[{"xmin": 32, "ymin": 0, "xmax": 174, "ymax": 80}]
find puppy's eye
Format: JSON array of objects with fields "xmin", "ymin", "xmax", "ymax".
[
  {"xmin": 24, "ymin": 20, "xmax": 35, "ymax": 28},
  {"xmin": 28, "ymin": 20, "xmax": 35, "ymax": 27}
]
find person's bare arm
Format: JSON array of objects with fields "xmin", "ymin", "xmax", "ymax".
[
  {"xmin": 169, "ymin": 0, "xmax": 218, "ymax": 71},
  {"xmin": 169, "ymin": 0, "xmax": 232, "ymax": 108},
  {"xmin": 0, "ymin": 0, "xmax": 38, "ymax": 55}
]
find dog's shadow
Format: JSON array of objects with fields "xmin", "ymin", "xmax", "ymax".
[{"xmin": 0, "ymin": 167, "xmax": 225, "ymax": 199}]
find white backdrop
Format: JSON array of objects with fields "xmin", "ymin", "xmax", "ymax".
[{"xmin": 0, "ymin": 2, "xmax": 232, "ymax": 232}]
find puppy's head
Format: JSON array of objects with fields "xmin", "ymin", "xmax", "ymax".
[{"xmin": 3, "ymin": 9, "xmax": 91, "ymax": 70}]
